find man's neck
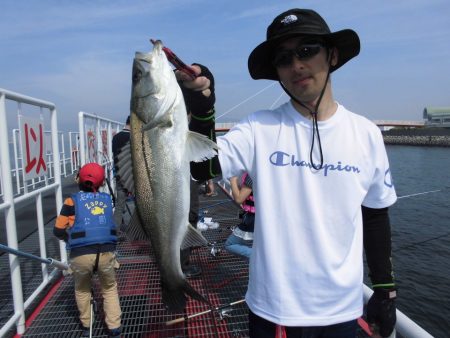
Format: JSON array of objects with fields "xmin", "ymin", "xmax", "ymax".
[{"xmin": 292, "ymin": 92, "xmax": 337, "ymax": 121}]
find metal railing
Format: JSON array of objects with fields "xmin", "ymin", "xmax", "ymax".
[
  {"xmin": 0, "ymin": 88, "xmax": 63, "ymax": 336},
  {"xmin": 0, "ymin": 90, "xmax": 124, "ymax": 337},
  {"xmin": 9, "ymin": 129, "xmax": 74, "ymax": 196},
  {"xmin": 78, "ymin": 111, "xmax": 123, "ymax": 193}
]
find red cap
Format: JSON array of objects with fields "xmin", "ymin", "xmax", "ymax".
[{"xmin": 78, "ymin": 163, "xmax": 105, "ymax": 188}]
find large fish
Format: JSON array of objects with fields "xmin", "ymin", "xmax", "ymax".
[{"xmin": 117, "ymin": 40, "xmax": 218, "ymax": 312}]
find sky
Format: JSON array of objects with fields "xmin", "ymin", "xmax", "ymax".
[{"xmin": 1, "ymin": 0, "xmax": 450, "ymax": 132}]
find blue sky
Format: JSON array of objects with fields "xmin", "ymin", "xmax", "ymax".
[{"xmin": 1, "ymin": 0, "xmax": 450, "ymax": 131}]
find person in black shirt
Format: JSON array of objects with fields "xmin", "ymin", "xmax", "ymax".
[
  {"xmin": 112, "ymin": 116, "xmax": 131, "ymax": 229},
  {"xmin": 175, "ymin": 63, "xmax": 221, "ymax": 277}
]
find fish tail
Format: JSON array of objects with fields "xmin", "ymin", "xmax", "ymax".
[{"xmin": 162, "ymin": 280, "xmax": 210, "ymax": 312}]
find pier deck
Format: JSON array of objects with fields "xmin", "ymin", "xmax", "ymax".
[{"xmin": 1, "ymin": 179, "xmax": 370, "ymax": 337}]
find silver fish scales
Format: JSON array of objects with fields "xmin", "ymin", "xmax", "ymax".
[{"xmin": 117, "ymin": 40, "xmax": 218, "ymax": 312}]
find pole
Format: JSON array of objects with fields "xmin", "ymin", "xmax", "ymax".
[
  {"xmin": 0, "ymin": 243, "xmax": 68, "ymax": 270},
  {"xmin": 166, "ymin": 299, "xmax": 246, "ymax": 326}
]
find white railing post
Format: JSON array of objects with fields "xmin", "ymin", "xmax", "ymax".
[
  {"xmin": 0, "ymin": 91, "xmax": 26, "ymax": 334},
  {"xmin": 12, "ymin": 129, "xmax": 22, "ymax": 194},
  {"xmin": 78, "ymin": 111, "xmax": 87, "ymax": 166},
  {"xmin": 50, "ymin": 106, "xmax": 65, "ymax": 264}
]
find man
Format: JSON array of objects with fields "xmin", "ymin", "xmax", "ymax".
[
  {"xmin": 175, "ymin": 63, "xmax": 221, "ymax": 277},
  {"xmin": 112, "ymin": 116, "xmax": 131, "ymax": 229},
  {"xmin": 216, "ymin": 8, "xmax": 397, "ymax": 338}
]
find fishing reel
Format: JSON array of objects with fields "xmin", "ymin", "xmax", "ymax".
[{"xmin": 208, "ymin": 241, "xmax": 222, "ymax": 257}]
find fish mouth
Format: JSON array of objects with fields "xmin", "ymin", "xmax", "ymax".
[
  {"xmin": 135, "ymin": 40, "xmax": 163, "ymax": 62},
  {"xmin": 151, "ymin": 39, "xmax": 163, "ymax": 51}
]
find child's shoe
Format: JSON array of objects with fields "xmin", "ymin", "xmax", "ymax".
[{"xmin": 108, "ymin": 326, "xmax": 122, "ymax": 338}]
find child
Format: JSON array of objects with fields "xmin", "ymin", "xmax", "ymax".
[
  {"xmin": 224, "ymin": 173, "xmax": 255, "ymax": 259},
  {"xmin": 54, "ymin": 162, "xmax": 122, "ymax": 337}
]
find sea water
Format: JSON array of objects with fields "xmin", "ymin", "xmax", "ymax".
[{"xmin": 377, "ymin": 146, "xmax": 450, "ymax": 338}]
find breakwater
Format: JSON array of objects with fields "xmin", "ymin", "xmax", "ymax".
[{"xmin": 382, "ymin": 127, "xmax": 450, "ymax": 147}]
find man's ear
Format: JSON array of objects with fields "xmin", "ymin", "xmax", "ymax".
[{"xmin": 330, "ymin": 47, "xmax": 339, "ymax": 67}]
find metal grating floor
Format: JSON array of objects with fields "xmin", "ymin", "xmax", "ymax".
[
  {"xmin": 20, "ymin": 188, "xmax": 252, "ymax": 337},
  {"xmin": 2, "ymin": 182, "xmax": 371, "ymax": 337}
]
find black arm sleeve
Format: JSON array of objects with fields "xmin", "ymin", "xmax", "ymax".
[
  {"xmin": 179, "ymin": 63, "xmax": 221, "ymax": 180},
  {"xmin": 362, "ymin": 206, "xmax": 395, "ymax": 287}
]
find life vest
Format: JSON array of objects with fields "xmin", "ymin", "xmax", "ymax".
[
  {"xmin": 241, "ymin": 173, "xmax": 255, "ymax": 214},
  {"xmin": 67, "ymin": 191, "xmax": 117, "ymax": 249}
]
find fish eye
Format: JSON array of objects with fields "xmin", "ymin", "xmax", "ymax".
[{"xmin": 132, "ymin": 69, "xmax": 142, "ymax": 84}]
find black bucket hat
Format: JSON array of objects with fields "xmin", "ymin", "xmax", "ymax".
[{"xmin": 248, "ymin": 8, "xmax": 360, "ymax": 80}]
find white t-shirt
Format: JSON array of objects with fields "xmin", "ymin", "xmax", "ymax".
[{"xmin": 217, "ymin": 101, "xmax": 397, "ymax": 326}]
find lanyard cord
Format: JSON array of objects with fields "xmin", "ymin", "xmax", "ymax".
[
  {"xmin": 278, "ymin": 54, "xmax": 333, "ymax": 170},
  {"xmin": 310, "ymin": 109, "xmax": 323, "ymax": 170}
]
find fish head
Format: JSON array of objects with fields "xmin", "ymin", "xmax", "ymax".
[{"xmin": 130, "ymin": 40, "xmax": 176, "ymax": 124}]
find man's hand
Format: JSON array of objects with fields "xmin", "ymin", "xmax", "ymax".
[
  {"xmin": 367, "ymin": 288, "xmax": 397, "ymax": 337},
  {"xmin": 175, "ymin": 65, "xmax": 210, "ymax": 92}
]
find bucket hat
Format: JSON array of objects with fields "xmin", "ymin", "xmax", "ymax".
[
  {"xmin": 79, "ymin": 163, "xmax": 105, "ymax": 188},
  {"xmin": 248, "ymin": 8, "xmax": 360, "ymax": 80}
]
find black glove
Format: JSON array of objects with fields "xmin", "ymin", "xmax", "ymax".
[{"xmin": 367, "ymin": 287, "xmax": 397, "ymax": 337}]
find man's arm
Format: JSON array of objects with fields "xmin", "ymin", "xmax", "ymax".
[
  {"xmin": 363, "ymin": 206, "xmax": 395, "ymax": 286},
  {"xmin": 363, "ymin": 206, "xmax": 397, "ymax": 337}
]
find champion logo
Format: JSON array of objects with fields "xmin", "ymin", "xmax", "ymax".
[
  {"xmin": 280, "ymin": 14, "xmax": 298, "ymax": 25},
  {"xmin": 384, "ymin": 168, "xmax": 394, "ymax": 188},
  {"xmin": 269, "ymin": 151, "xmax": 361, "ymax": 177}
]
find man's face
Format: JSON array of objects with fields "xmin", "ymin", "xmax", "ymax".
[{"xmin": 274, "ymin": 36, "xmax": 335, "ymax": 105}]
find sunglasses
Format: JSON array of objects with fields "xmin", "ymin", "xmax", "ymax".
[{"xmin": 272, "ymin": 42, "xmax": 324, "ymax": 68}]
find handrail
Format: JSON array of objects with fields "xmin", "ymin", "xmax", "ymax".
[
  {"xmin": 363, "ymin": 285, "xmax": 433, "ymax": 338},
  {"xmin": 0, "ymin": 244, "xmax": 69, "ymax": 270}
]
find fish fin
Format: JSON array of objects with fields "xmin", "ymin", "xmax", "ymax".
[
  {"xmin": 181, "ymin": 223, "xmax": 208, "ymax": 249},
  {"xmin": 186, "ymin": 131, "xmax": 218, "ymax": 163},
  {"xmin": 116, "ymin": 142, "xmax": 135, "ymax": 194},
  {"xmin": 162, "ymin": 280, "xmax": 210, "ymax": 313},
  {"xmin": 125, "ymin": 211, "xmax": 150, "ymax": 240}
]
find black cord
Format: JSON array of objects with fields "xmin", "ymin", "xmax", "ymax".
[
  {"xmin": 310, "ymin": 111, "xmax": 323, "ymax": 170},
  {"xmin": 105, "ymin": 177, "xmax": 116, "ymax": 207}
]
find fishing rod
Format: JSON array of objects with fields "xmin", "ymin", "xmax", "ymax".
[
  {"xmin": 0, "ymin": 243, "xmax": 68, "ymax": 270},
  {"xmin": 165, "ymin": 299, "xmax": 246, "ymax": 326},
  {"xmin": 394, "ymin": 232, "xmax": 450, "ymax": 252},
  {"xmin": 397, "ymin": 189, "xmax": 443, "ymax": 199},
  {"xmin": 216, "ymin": 82, "xmax": 277, "ymax": 120},
  {"xmin": 199, "ymin": 199, "xmax": 234, "ymax": 211},
  {"xmin": 105, "ymin": 176, "xmax": 116, "ymax": 206}
]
